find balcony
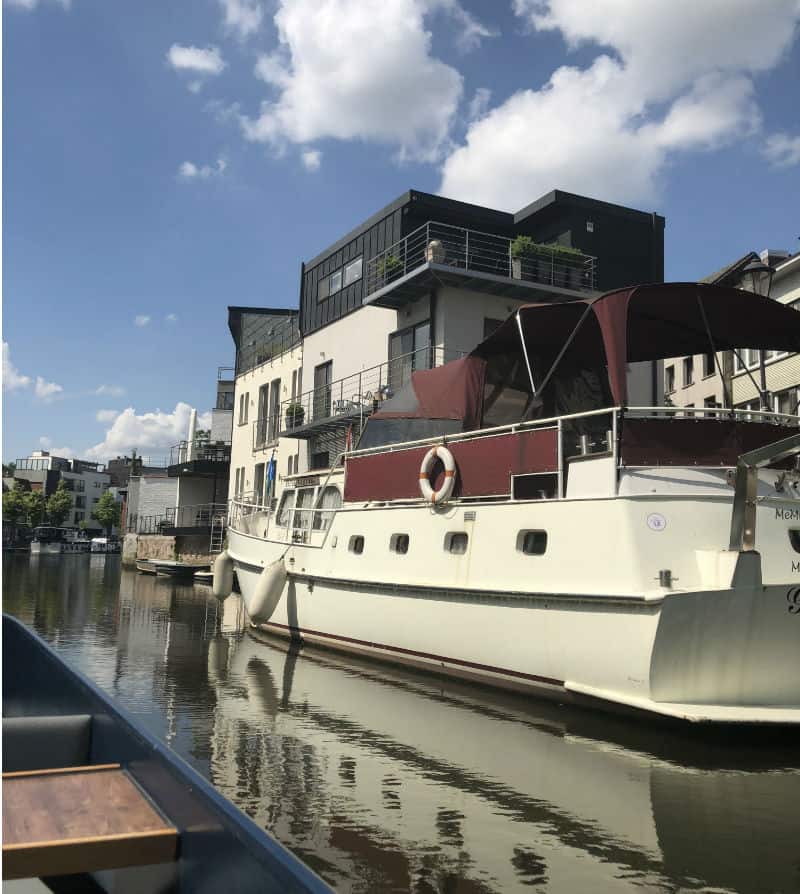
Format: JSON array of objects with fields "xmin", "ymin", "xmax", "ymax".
[
  {"xmin": 167, "ymin": 441, "xmax": 231, "ymax": 477},
  {"xmin": 127, "ymin": 502, "xmax": 226, "ymax": 536},
  {"xmin": 364, "ymin": 221, "xmax": 597, "ymax": 309},
  {"xmin": 278, "ymin": 346, "xmax": 464, "ymax": 440}
]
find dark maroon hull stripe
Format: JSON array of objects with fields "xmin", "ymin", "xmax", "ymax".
[{"xmin": 261, "ymin": 621, "xmax": 563, "ymax": 688}]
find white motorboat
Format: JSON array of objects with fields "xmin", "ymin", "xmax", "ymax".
[{"xmin": 223, "ymin": 283, "xmax": 800, "ymax": 724}]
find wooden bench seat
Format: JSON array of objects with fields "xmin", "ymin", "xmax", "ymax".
[{"xmin": 2, "ymin": 765, "xmax": 178, "ymax": 880}]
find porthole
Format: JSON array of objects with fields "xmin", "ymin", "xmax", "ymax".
[
  {"xmin": 517, "ymin": 530, "xmax": 547, "ymax": 555},
  {"xmin": 390, "ymin": 533, "xmax": 410, "ymax": 554},
  {"xmin": 445, "ymin": 532, "xmax": 468, "ymax": 555},
  {"xmin": 349, "ymin": 535, "xmax": 365, "ymax": 554},
  {"xmin": 789, "ymin": 529, "xmax": 800, "ymax": 554}
]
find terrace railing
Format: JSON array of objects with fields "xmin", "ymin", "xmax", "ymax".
[
  {"xmin": 278, "ymin": 345, "xmax": 466, "ymax": 436},
  {"xmin": 365, "ymin": 221, "xmax": 597, "ymax": 299},
  {"xmin": 169, "ymin": 440, "xmax": 232, "ymax": 467},
  {"xmin": 127, "ymin": 502, "xmax": 227, "ymax": 535}
]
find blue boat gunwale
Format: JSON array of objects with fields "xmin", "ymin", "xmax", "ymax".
[{"xmin": 2, "ymin": 613, "xmax": 332, "ymax": 893}]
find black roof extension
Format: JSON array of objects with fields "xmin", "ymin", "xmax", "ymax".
[{"xmin": 226, "ymin": 306, "xmax": 297, "ymax": 343}]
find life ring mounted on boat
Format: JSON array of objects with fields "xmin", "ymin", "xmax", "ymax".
[{"xmin": 419, "ymin": 445, "xmax": 457, "ymax": 504}]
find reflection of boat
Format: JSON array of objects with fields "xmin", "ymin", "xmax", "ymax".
[
  {"xmin": 90, "ymin": 536, "xmax": 121, "ymax": 553},
  {"xmin": 207, "ymin": 627, "xmax": 800, "ymax": 893},
  {"xmin": 228, "ymin": 284, "xmax": 800, "ymax": 724},
  {"xmin": 30, "ymin": 526, "xmax": 90, "ymax": 555},
  {"xmin": 2, "ymin": 614, "xmax": 330, "ymax": 892},
  {"xmin": 154, "ymin": 561, "xmax": 210, "ymax": 579}
]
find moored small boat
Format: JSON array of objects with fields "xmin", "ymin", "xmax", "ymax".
[
  {"xmin": 136, "ymin": 559, "xmax": 158, "ymax": 574},
  {"xmin": 1, "ymin": 614, "xmax": 331, "ymax": 892}
]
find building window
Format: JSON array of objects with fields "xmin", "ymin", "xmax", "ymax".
[
  {"xmin": 74, "ymin": 512, "xmax": 84, "ymax": 523},
  {"xmin": 254, "ymin": 463, "xmax": 265, "ymax": 504},
  {"xmin": 238, "ymin": 392, "xmax": 249, "ymax": 425},
  {"xmin": 702, "ymin": 353, "xmax": 716, "ymax": 378},
  {"xmin": 586, "ymin": 221, "xmax": 595, "ymax": 233},
  {"xmin": 75, "ymin": 497, "xmax": 86, "ymax": 509},
  {"xmin": 774, "ymin": 388, "xmax": 798, "ymax": 416},
  {"xmin": 389, "ymin": 320, "xmax": 430, "ymax": 391},
  {"xmin": 665, "ymin": 365, "xmax": 675, "ymax": 394},
  {"xmin": 704, "ymin": 396, "xmax": 719, "ymax": 418},
  {"xmin": 684, "ymin": 403, "xmax": 695, "ymax": 417},
  {"xmin": 318, "ymin": 275, "xmax": 330, "ymax": 302},
  {"xmin": 682, "ymin": 357, "xmax": 694, "ymax": 387},
  {"xmin": 343, "ymin": 257, "xmax": 363, "ymax": 286},
  {"xmin": 313, "ymin": 360, "xmax": 333, "ymax": 421},
  {"xmin": 330, "ymin": 269, "xmax": 342, "ymax": 294}
]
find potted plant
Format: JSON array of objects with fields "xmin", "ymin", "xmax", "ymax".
[
  {"xmin": 549, "ymin": 243, "xmax": 586, "ymax": 289},
  {"xmin": 510, "ymin": 236, "xmax": 550, "ymax": 282},
  {"xmin": 377, "ymin": 254, "xmax": 403, "ymax": 284},
  {"xmin": 285, "ymin": 402, "xmax": 305, "ymax": 429}
]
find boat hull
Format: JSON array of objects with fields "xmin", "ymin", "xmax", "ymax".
[{"xmin": 227, "ymin": 525, "xmax": 800, "ymax": 724}]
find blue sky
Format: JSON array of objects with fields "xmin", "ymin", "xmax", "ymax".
[{"xmin": 4, "ymin": 0, "xmax": 800, "ymax": 463}]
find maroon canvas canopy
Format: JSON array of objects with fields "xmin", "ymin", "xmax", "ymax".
[
  {"xmin": 477, "ymin": 283, "xmax": 800, "ymax": 405},
  {"xmin": 371, "ymin": 356, "xmax": 486, "ymax": 428}
]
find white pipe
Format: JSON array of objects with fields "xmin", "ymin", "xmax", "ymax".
[{"xmin": 187, "ymin": 408, "xmax": 197, "ymax": 462}]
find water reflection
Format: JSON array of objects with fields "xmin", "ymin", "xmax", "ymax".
[{"xmin": 3, "ymin": 555, "xmax": 799, "ymax": 893}]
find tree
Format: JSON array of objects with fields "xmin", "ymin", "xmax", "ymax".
[
  {"xmin": 91, "ymin": 491, "xmax": 120, "ymax": 535},
  {"xmin": 46, "ymin": 481, "xmax": 73, "ymax": 527},
  {"xmin": 3, "ymin": 462, "xmax": 16, "ymax": 477},
  {"xmin": 23, "ymin": 490, "xmax": 47, "ymax": 527},
  {"xmin": 3, "ymin": 485, "xmax": 26, "ymax": 528}
]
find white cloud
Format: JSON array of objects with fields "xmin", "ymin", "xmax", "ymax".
[
  {"xmin": 96, "ymin": 409, "xmax": 120, "ymax": 423},
  {"xmin": 441, "ymin": 0, "xmax": 800, "ymax": 208},
  {"xmin": 34, "ymin": 376, "xmax": 63, "ymax": 401},
  {"xmin": 134, "ymin": 314, "xmax": 151, "ymax": 327},
  {"xmin": 95, "ymin": 384, "xmax": 125, "ymax": 397},
  {"xmin": 38, "ymin": 437, "xmax": 75, "ymax": 458},
  {"xmin": 166, "ymin": 313, "xmax": 178, "ymax": 322},
  {"xmin": 300, "ymin": 149, "xmax": 321, "ymax": 171},
  {"xmin": 5, "ymin": 0, "xmax": 70, "ymax": 10},
  {"xmin": 242, "ymin": 0, "xmax": 470, "ymax": 162},
  {"xmin": 437, "ymin": 0, "xmax": 497, "ymax": 52},
  {"xmin": 86, "ymin": 403, "xmax": 213, "ymax": 461},
  {"xmin": 467, "ymin": 87, "xmax": 491, "ymax": 122},
  {"xmin": 178, "ymin": 158, "xmax": 227, "ymax": 180},
  {"xmin": 218, "ymin": 0, "xmax": 263, "ymax": 39},
  {"xmin": 3, "ymin": 342, "xmax": 32, "ymax": 391},
  {"xmin": 167, "ymin": 44, "xmax": 226, "ymax": 75},
  {"xmin": 763, "ymin": 132, "xmax": 800, "ymax": 167}
]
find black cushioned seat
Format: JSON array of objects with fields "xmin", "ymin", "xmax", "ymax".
[{"xmin": 2, "ymin": 714, "xmax": 92, "ymax": 772}]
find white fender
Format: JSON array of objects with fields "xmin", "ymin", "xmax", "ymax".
[
  {"xmin": 247, "ymin": 556, "xmax": 287, "ymax": 624},
  {"xmin": 212, "ymin": 550, "xmax": 234, "ymax": 601}
]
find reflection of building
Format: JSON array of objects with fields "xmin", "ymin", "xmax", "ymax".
[
  {"xmin": 229, "ymin": 188, "xmax": 665, "ymax": 505},
  {"xmin": 206, "ymin": 628, "xmax": 800, "ymax": 894},
  {"xmin": 13, "ymin": 451, "xmax": 112, "ymax": 532}
]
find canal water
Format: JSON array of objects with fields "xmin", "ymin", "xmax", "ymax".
[{"xmin": 3, "ymin": 554, "xmax": 799, "ymax": 893}]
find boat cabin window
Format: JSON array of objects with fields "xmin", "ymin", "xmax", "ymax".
[
  {"xmin": 276, "ymin": 489, "xmax": 295, "ymax": 527},
  {"xmin": 293, "ymin": 487, "xmax": 315, "ymax": 530},
  {"xmin": 390, "ymin": 533, "xmax": 410, "ymax": 554},
  {"xmin": 518, "ymin": 530, "xmax": 548, "ymax": 555},
  {"xmin": 349, "ymin": 535, "xmax": 365, "ymax": 554},
  {"xmin": 789, "ymin": 530, "xmax": 800, "ymax": 554},
  {"xmin": 445, "ymin": 532, "xmax": 469, "ymax": 555},
  {"xmin": 313, "ymin": 485, "xmax": 342, "ymax": 531}
]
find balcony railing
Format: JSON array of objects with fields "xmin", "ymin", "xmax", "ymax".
[
  {"xmin": 365, "ymin": 221, "xmax": 597, "ymax": 299},
  {"xmin": 127, "ymin": 502, "xmax": 227, "ymax": 535},
  {"xmin": 278, "ymin": 345, "xmax": 465, "ymax": 436},
  {"xmin": 218, "ymin": 366, "xmax": 235, "ymax": 381},
  {"xmin": 169, "ymin": 441, "xmax": 231, "ymax": 467}
]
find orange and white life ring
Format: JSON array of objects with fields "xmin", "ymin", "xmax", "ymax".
[{"xmin": 419, "ymin": 445, "xmax": 457, "ymax": 504}]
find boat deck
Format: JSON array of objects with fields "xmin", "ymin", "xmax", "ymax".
[{"xmin": 2, "ymin": 764, "xmax": 177, "ymax": 880}]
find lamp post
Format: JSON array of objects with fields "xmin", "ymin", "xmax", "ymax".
[{"xmin": 741, "ymin": 258, "xmax": 776, "ymax": 411}]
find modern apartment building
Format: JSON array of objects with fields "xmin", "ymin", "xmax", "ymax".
[
  {"xmin": 228, "ymin": 188, "xmax": 666, "ymax": 507},
  {"xmin": 13, "ymin": 451, "xmax": 112, "ymax": 532}
]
